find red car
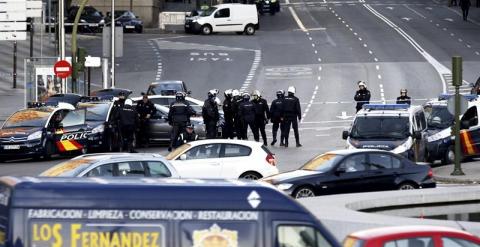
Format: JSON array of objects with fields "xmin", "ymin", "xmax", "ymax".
[{"xmin": 344, "ymin": 226, "xmax": 480, "ymax": 247}]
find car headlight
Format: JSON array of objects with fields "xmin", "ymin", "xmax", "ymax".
[
  {"xmin": 392, "ymin": 137, "xmax": 413, "ymax": 154},
  {"xmin": 276, "ymin": 183, "xmax": 293, "ymax": 191},
  {"xmin": 27, "ymin": 131, "xmax": 42, "ymax": 140},
  {"xmin": 91, "ymin": 125, "xmax": 105, "ymax": 134}
]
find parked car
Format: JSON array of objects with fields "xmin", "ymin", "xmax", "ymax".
[
  {"xmin": 65, "ymin": 5, "xmax": 105, "ymax": 33},
  {"xmin": 146, "ymin": 81, "xmax": 190, "ymax": 96},
  {"xmin": 343, "ymin": 225, "xmax": 480, "ymax": 247},
  {"xmin": 264, "ymin": 149, "xmax": 436, "ymax": 199},
  {"xmin": 256, "ymin": 0, "xmax": 280, "ymax": 15},
  {"xmin": 166, "ymin": 139, "xmax": 278, "ymax": 179},
  {"xmin": 40, "ymin": 153, "xmax": 179, "ymax": 178},
  {"xmin": 106, "ymin": 10, "xmax": 143, "ymax": 33},
  {"xmin": 184, "ymin": 4, "xmax": 259, "ymax": 35},
  {"xmin": 91, "ymin": 88, "xmax": 133, "ymax": 100}
]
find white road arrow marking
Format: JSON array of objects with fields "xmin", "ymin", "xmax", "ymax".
[
  {"xmin": 444, "ymin": 18, "xmax": 454, "ymax": 22},
  {"xmin": 386, "ymin": 6, "xmax": 394, "ymax": 10},
  {"xmin": 425, "ymin": 7, "xmax": 433, "ymax": 10},
  {"xmin": 336, "ymin": 111, "xmax": 353, "ymax": 120},
  {"xmin": 402, "ymin": 17, "xmax": 412, "ymax": 21}
]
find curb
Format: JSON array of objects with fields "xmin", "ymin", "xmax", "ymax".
[{"xmin": 433, "ymin": 175, "xmax": 480, "ymax": 184}]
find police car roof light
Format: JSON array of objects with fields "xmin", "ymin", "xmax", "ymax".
[
  {"xmin": 438, "ymin": 94, "xmax": 478, "ymax": 101},
  {"xmin": 362, "ymin": 104, "xmax": 409, "ymax": 111}
]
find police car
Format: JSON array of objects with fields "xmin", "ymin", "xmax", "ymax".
[
  {"xmin": 425, "ymin": 94, "xmax": 480, "ymax": 164},
  {"xmin": 0, "ymin": 177, "xmax": 340, "ymax": 247},
  {"xmin": 0, "ymin": 102, "xmax": 75, "ymax": 161},
  {"xmin": 343, "ymin": 104, "xmax": 428, "ymax": 161}
]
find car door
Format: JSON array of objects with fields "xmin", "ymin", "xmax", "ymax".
[
  {"xmin": 148, "ymin": 107, "xmax": 171, "ymax": 141},
  {"xmin": 324, "ymin": 154, "xmax": 370, "ymax": 194},
  {"xmin": 172, "ymin": 143, "xmax": 222, "ymax": 178},
  {"xmin": 219, "ymin": 143, "xmax": 252, "ymax": 178},
  {"xmin": 213, "ymin": 8, "xmax": 232, "ymax": 32},
  {"xmin": 365, "ymin": 152, "xmax": 399, "ymax": 191}
]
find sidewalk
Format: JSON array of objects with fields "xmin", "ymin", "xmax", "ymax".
[{"xmin": 433, "ymin": 160, "xmax": 480, "ymax": 184}]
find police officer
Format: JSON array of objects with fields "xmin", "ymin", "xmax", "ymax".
[
  {"xmin": 136, "ymin": 93, "xmax": 156, "ymax": 147},
  {"xmin": 168, "ymin": 92, "xmax": 195, "ymax": 151},
  {"xmin": 222, "ymin": 89, "xmax": 235, "ymax": 139},
  {"xmin": 238, "ymin": 93, "xmax": 256, "ymax": 140},
  {"xmin": 252, "ymin": 90, "xmax": 270, "ymax": 146},
  {"xmin": 113, "ymin": 91, "xmax": 127, "ymax": 108},
  {"xmin": 231, "ymin": 90, "xmax": 243, "ymax": 139},
  {"xmin": 283, "ymin": 86, "xmax": 302, "ymax": 148},
  {"xmin": 270, "ymin": 90, "xmax": 285, "ymax": 146},
  {"xmin": 202, "ymin": 90, "xmax": 220, "ymax": 139},
  {"xmin": 396, "ymin": 89, "xmax": 411, "ymax": 105},
  {"xmin": 117, "ymin": 99, "xmax": 138, "ymax": 153},
  {"xmin": 176, "ymin": 123, "xmax": 199, "ymax": 146},
  {"xmin": 354, "ymin": 81, "xmax": 371, "ymax": 112}
]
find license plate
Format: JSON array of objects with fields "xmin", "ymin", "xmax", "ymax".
[
  {"xmin": 4, "ymin": 145, "xmax": 20, "ymax": 150},
  {"xmin": 126, "ymin": 25, "xmax": 135, "ymax": 29}
]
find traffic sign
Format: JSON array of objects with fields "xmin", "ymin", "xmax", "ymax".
[
  {"xmin": 0, "ymin": 31, "xmax": 26, "ymax": 40},
  {"xmin": 85, "ymin": 56, "xmax": 101, "ymax": 67},
  {"xmin": 447, "ymin": 95, "xmax": 468, "ymax": 115},
  {"xmin": 54, "ymin": 60, "xmax": 72, "ymax": 79}
]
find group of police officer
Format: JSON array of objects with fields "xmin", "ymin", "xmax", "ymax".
[{"xmin": 354, "ymin": 80, "xmax": 411, "ymax": 112}]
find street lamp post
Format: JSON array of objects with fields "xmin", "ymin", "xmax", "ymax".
[
  {"xmin": 111, "ymin": 0, "xmax": 116, "ymax": 88},
  {"xmin": 59, "ymin": 0, "xmax": 66, "ymax": 93},
  {"xmin": 451, "ymin": 56, "xmax": 465, "ymax": 176}
]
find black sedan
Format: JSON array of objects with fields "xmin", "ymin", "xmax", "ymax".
[
  {"xmin": 263, "ymin": 149, "xmax": 436, "ymax": 199},
  {"xmin": 106, "ymin": 10, "xmax": 144, "ymax": 33}
]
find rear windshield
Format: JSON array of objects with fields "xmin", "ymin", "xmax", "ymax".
[
  {"xmin": 150, "ymin": 84, "xmax": 184, "ymax": 95},
  {"xmin": 2, "ymin": 109, "xmax": 52, "ymax": 128}
]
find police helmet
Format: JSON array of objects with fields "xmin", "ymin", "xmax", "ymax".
[
  {"xmin": 232, "ymin": 89, "xmax": 240, "ymax": 97},
  {"xmin": 358, "ymin": 81, "xmax": 367, "ymax": 87},
  {"xmin": 176, "ymin": 92, "xmax": 185, "ymax": 101},
  {"xmin": 288, "ymin": 86, "xmax": 296, "ymax": 94},
  {"xmin": 400, "ymin": 88, "xmax": 408, "ymax": 94},
  {"xmin": 208, "ymin": 90, "xmax": 216, "ymax": 98},
  {"xmin": 243, "ymin": 93, "xmax": 251, "ymax": 100},
  {"xmin": 186, "ymin": 123, "xmax": 194, "ymax": 129},
  {"xmin": 252, "ymin": 90, "xmax": 261, "ymax": 98},
  {"xmin": 224, "ymin": 89, "xmax": 233, "ymax": 98},
  {"xmin": 125, "ymin": 99, "xmax": 133, "ymax": 106},
  {"xmin": 276, "ymin": 90, "xmax": 284, "ymax": 97}
]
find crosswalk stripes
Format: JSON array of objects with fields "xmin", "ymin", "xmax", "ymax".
[{"xmin": 443, "ymin": 74, "xmax": 472, "ymax": 94}]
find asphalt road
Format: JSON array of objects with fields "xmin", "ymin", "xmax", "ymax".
[{"xmin": 1, "ymin": 0, "xmax": 479, "ymax": 180}]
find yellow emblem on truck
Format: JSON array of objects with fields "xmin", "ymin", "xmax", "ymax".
[{"xmin": 193, "ymin": 224, "xmax": 238, "ymax": 247}]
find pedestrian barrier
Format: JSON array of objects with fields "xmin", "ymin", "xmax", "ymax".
[{"xmin": 159, "ymin": 12, "xmax": 189, "ymax": 30}]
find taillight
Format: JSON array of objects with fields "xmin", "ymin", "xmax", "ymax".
[
  {"xmin": 427, "ymin": 168, "xmax": 433, "ymax": 178},
  {"xmin": 266, "ymin": 153, "xmax": 276, "ymax": 166}
]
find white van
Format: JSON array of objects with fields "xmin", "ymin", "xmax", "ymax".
[{"xmin": 184, "ymin": 4, "xmax": 259, "ymax": 35}]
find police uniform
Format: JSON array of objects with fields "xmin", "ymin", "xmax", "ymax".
[
  {"xmin": 252, "ymin": 97, "xmax": 270, "ymax": 145},
  {"xmin": 354, "ymin": 88, "xmax": 371, "ymax": 112},
  {"xmin": 136, "ymin": 98, "xmax": 156, "ymax": 147},
  {"xmin": 232, "ymin": 96, "xmax": 243, "ymax": 139},
  {"xmin": 270, "ymin": 94, "xmax": 285, "ymax": 146},
  {"xmin": 168, "ymin": 97, "xmax": 195, "ymax": 150},
  {"xmin": 117, "ymin": 101, "xmax": 137, "ymax": 152},
  {"xmin": 202, "ymin": 97, "xmax": 220, "ymax": 139},
  {"xmin": 222, "ymin": 96, "xmax": 235, "ymax": 139},
  {"xmin": 238, "ymin": 97, "xmax": 256, "ymax": 140},
  {"xmin": 396, "ymin": 96, "xmax": 411, "ymax": 105},
  {"xmin": 283, "ymin": 93, "xmax": 302, "ymax": 147}
]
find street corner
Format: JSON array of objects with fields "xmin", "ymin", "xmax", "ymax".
[{"xmin": 433, "ymin": 160, "xmax": 480, "ymax": 184}]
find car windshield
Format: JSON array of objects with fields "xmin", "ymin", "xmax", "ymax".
[
  {"xmin": 152, "ymin": 84, "xmax": 183, "ymax": 95},
  {"xmin": 166, "ymin": 143, "xmax": 191, "ymax": 160},
  {"xmin": 301, "ymin": 154, "xmax": 343, "ymax": 172},
  {"xmin": 78, "ymin": 103, "xmax": 110, "ymax": 121},
  {"xmin": 424, "ymin": 105, "xmax": 454, "ymax": 129},
  {"xmin": 350, "ymin": 117, "xmax": 410, "ymax": 140},
  {"xmin": 200, "ymin": 7, "xmax": 217, "ymax": 16},
  {"xmin": 2, "ymin": 109, "xmax": 52, "ymax": 128},
  {"xmin": 39, "ymin": 158, "xmax": 96, "ymax": 177}
]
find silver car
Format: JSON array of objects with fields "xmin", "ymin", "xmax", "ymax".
[{"xmin": 40, "ymin": 153, "xmax": 179, "ymax": 178}]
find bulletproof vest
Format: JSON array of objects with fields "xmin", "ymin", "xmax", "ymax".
[
  {"xmin": 271, "ymin": 99, "xmax": 284, "ymax": 118},
  {"xmin": 171, "ymin": 102, "xmax": 189, "ymax": 123},
  {"xmin": 283, "ymin": 96, "xmax": 297, "ymax": 114},
  {"xmin": 241, "ymin": 101, "xmax": 256, "ymax": 123}
]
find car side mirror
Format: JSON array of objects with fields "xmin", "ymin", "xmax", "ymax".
[
  {"xmin": 413, "ymin": 131, "xmax": 422, "ymax": 139},
  {"xmin": 461, "ymin": 120, "xmax": 470, "ymax": 130},
  {"xmin": 342, "ymin": 130, "xmax": 349, "ymax": 140},
  {"xmin": 179, "ymin": 154, "xmax": 187, "ymax": 160},
  {"xmin": 335, "ymin": 167, "xmax": 346, "ymax": 175}
]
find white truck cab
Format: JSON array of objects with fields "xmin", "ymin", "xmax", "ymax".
[
  {"xmin": 184, "ymin": 4, "xmax": 259, "ymax": 35},
  {"xmin": 342, "ymin": 104, "xmax": 428, "ymax": 161}
]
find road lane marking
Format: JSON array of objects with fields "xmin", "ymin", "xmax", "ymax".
[
  {"xmin": 403, "ymin": 4, "xmax": 426, "ymax": 18},
  {"xmin": 443, "ymin": 6, "xmax": 480, "ymax": 26},
  {"xmin": 302, "ymin": 85, "xmax": 319, "ymax": 123},
  {"xmin": 363, "ymin": 4, "xmax": 451, "ymax": 93},
  {"xmin": 289, "ymin": 6, "xmax": 308, "ymax": 32}
]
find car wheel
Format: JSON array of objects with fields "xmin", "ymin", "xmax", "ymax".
[
  {"xmin": 239, "ymin": 171, "xmax": 262, "ymax": 180},
  {"xmin": 244, "ymin": 24, "xmax": 256, "ymax": 35},
  {"xmin": 398, "ymin": 182, "xmax": 417, "ymax": 190},
  {"xmin": 442, "ymin": 146, "xmax": 456, "ymax": 165},
  {"xmin": 293, "ymin": 186, "xmax": 315, "ymax": 199},
  {"xmin": 201, "ymin": 25, "xmax": 212, "ymax": 35}
]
